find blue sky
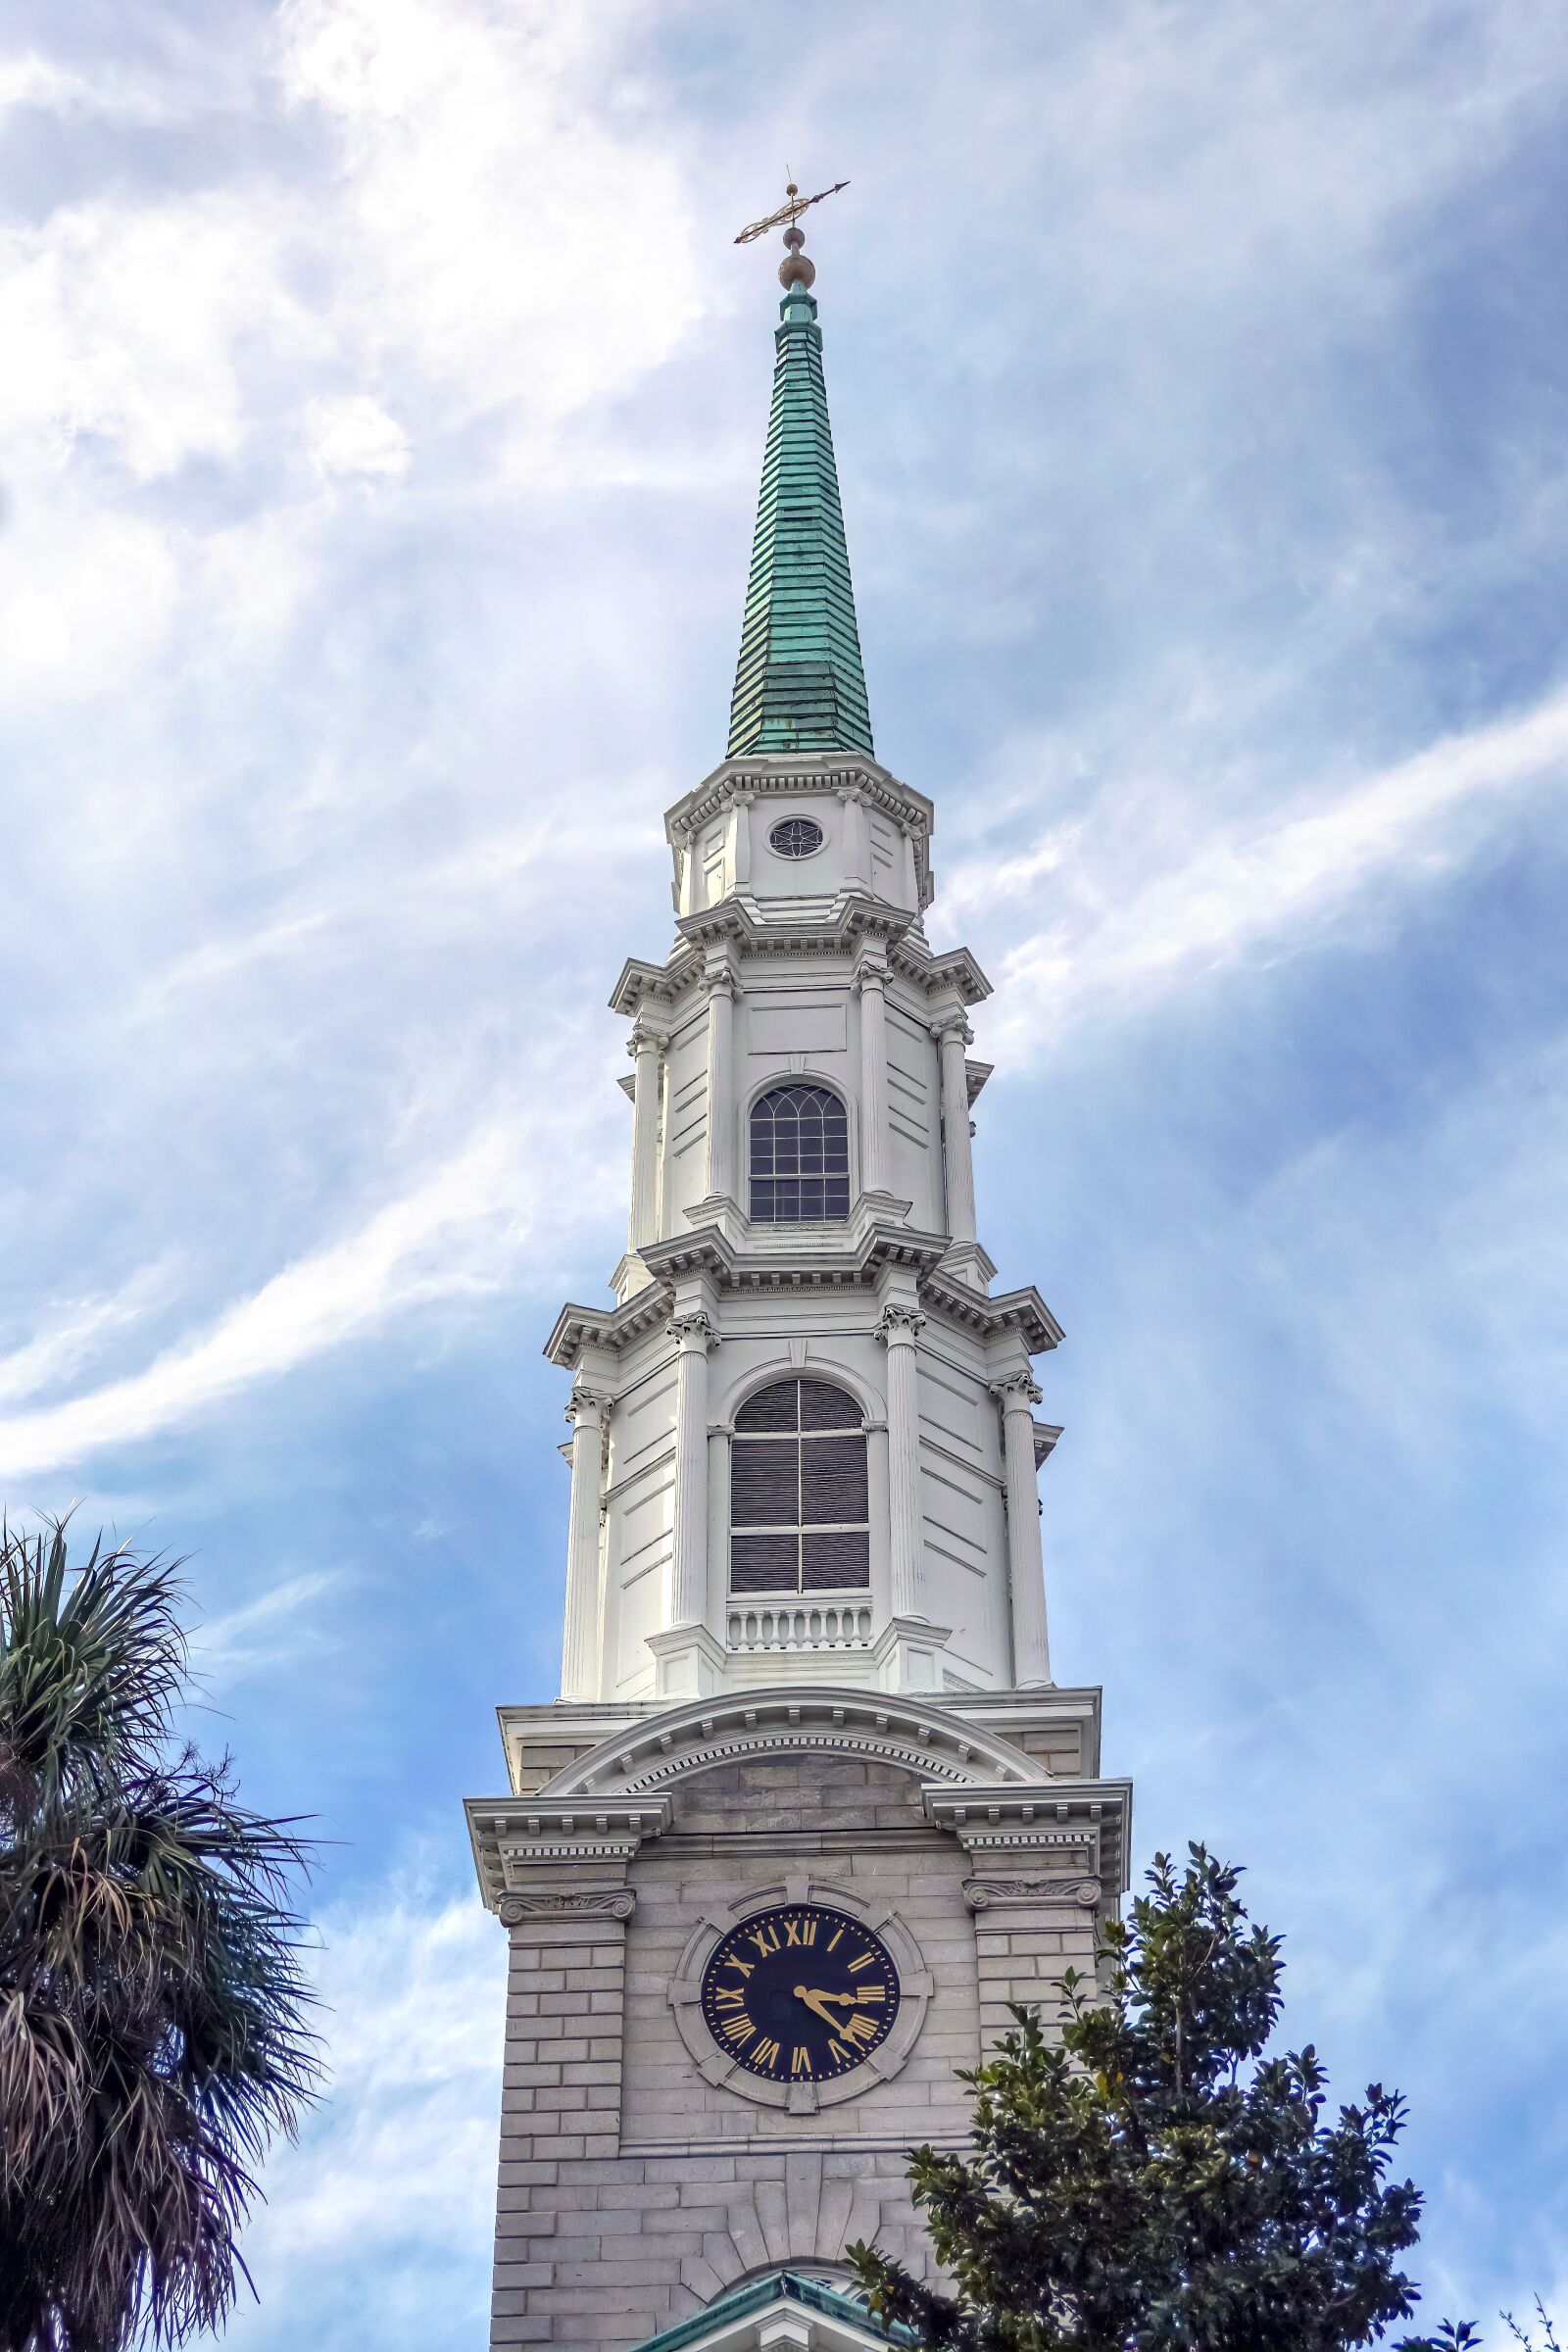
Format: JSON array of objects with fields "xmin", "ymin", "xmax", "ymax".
[{"xmin": 1, "ymin": 0, "xmax": 1565, "ymax": 2341}]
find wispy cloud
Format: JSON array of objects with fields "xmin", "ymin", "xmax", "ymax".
[
  {"xmin": 949, "ymin": 685, "xmax": 1568, "ymax": 1056},
  {"xmin": 190, "ymin": 1567, "xmax": 348, "ymax": 1689},
  {"xmin": 0, "ymin": 1100, "xmax": 618, "ymax": 1482}
]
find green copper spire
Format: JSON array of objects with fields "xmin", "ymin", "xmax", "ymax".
[{"xmin": 727, "ymin": 229, "xmax": 873, "ymax": 760}]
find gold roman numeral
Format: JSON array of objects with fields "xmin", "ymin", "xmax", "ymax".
[
  {"xmin": 855, "ymin": 1985, "xmax": 886, "ymax": 2003},
  {"xmin": 721, "ymin": 2015, "xmax": 756, "ymax": 2047},
  {"xmin": 725, "ymin": 1956, "xmax": 754, "ymax": 1978},
  {"xmin": 712, "ymin": 1986, "xmax": 746, "ymax": 2010},
  {"xmin": 754, "ymin": 2036, "xmax": 782, "ymax": 2070},
  {"xmin": 747, "ymin": 1924, "xmax": 781, "ymax": 1957},
  {"xmin": 839, "ymin": 2011, "xmax": 877, "ymax": 2047},
  {"xmin": 791, "ymin": 2046, "xmax": 813, "ymax": 2077},
  {"xmin": 826, "ymin": 1927, "xmax": 844, "ymax": 1951},
  {"xmin": 848, "ymin": 1951, "xmax": 875, "ymax": 1973}
]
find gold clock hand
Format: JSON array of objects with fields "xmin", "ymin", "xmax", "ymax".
[{"xmin": 792, "ymin": 1985, "xmax": 846, "ymax": 2030}]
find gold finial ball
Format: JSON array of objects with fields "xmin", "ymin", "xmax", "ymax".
[{"xmin": 779, "ymin": 224, "xmax": 815, "ymax": 290}]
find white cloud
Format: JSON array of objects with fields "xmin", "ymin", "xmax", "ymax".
[
  {"xmin": 277, "ymin": 0, "xmax": 703, "ymax": 448},
  {"xmin": 0, "ymin": 494, "xmax": 181, "ymax": 702},
  {"xmin": 190, "ymin": 1568, "xmax": 348, "ymax": 1688},
  {"xmin": 0, "ymin": 1258, "xmax": 180, "ymax": 1407},
  {"xmin": 0, "ymin": 1096, "xmax": 619, "ymax": 1482},
  {"xmin": 305, "ymin": 392, "xmax": 410, "ymax": 483},
  {"xmin": 0, "ymin": 193, "xmax": 310, "ymax": 481},
  {"xmin": 226, "ymin": 1859, "xmax": 506, "ymax": 2351},
  {"xmin": 952, "ymin": 684, "xmax": 1568, "ymax": 1057}
]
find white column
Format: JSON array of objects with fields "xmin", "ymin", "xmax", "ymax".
[
  {"xmin": 840, "ymin": 786, "xmax": 870, "ymax": 888},
  {"xmin": 933, "ymin": 1010, "xmax": 977, "ymax": 1246},
  {"xmin": 729, "ymin": 792, "xmax": 753, "ymax": 889},
  {"xmin": 668, "ymin": 1307, "xmax": 715, "ymax": 1629},
  {"xmin": 993, "ymin": 1371, "xmax": 1052, "ymax": 1686},
  {"xmin": 560, "ymin": 1387, "xmax": 610, "ymax": 1700},
  {"xmin": 706, "ymin": 1421, "xmax": 732, "ymax": 1639},
  {"xmin": 627, "ymin": 1023, "xmax": 663, "ymax": 1252},
  {"xmin": 876, "ymin": 1299, "xmax": 926, "ymax": 1619},
  {"xmin": 704, "ymin": 963, "xmax": 736, "ymax": 1200},
  {"xmin": 855, "ymin": 956, "xmax": 889, "ymax": 1197}
]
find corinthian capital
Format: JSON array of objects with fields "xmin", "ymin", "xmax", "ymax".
[
  {"xmin": 565, "ymin": 1385, "xmax": 613, "ymax": 1428},
  {"xmin": 875, "ymin": 1301, "xmax": 926, "ymax": 1347},
  {"xmin": 667, "ymin": 1309, "xmax": 717, "ymax": 1351},
  {"xmin": 989, "ymin": 1370, "xmax": 1044, "ymax": 1410},
  {"xmin": 931, "ymin": 1007, "xmax": 972, "ymax": 1046},
  {"xmin": 627, "ymin": 1020, "xmax": 665, "ymax": 1060}
]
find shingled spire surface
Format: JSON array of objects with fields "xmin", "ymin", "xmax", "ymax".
[{"xmin": 726, "ymin": 266, "xmax": 874, "ymax": 760}]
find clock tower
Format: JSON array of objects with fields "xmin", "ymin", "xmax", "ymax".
[{"xmin": 466, "ymin": 213, "xmax": 1131, "ymax": 2352}]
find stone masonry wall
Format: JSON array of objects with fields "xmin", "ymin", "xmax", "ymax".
[{"xmin": 489, "ymin": 1749, "xmax": 1103, "ymax": 2351}]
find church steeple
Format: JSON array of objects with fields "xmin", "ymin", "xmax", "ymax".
[{"xmin": 726, "ymin": 221, "xmax": 874, "ymax": 760}]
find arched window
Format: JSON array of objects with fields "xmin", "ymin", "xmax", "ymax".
[
  {"xmin": 750, "ymin": 1084, "xmax": 850, "ymax": 1223},
  {"xmin": 730, "ymin": 1378, "xmax": 869, "ymax": 1593}
]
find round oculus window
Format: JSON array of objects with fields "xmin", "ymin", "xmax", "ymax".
[{"xmin": 769, "ymin": 816, "xmax": 824, "ymax": 859}]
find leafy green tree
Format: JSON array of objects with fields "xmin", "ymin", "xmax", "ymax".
[
  {"xmin": 0, "ymin": 1520, "xmax": 319, "ymax": 2351},
  {"xmin": 851, "ymin": 1843, "xmax": 1437, "ymax": 2351}
]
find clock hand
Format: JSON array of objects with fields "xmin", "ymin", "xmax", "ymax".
[{"xmin": 792, "ymin": 1985, "xmax": 850, "ymax": 2030}]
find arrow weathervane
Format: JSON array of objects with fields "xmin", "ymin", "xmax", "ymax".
[{"xmin": 734, "ymin": 178, "xmax": 850, "ymax": 246}]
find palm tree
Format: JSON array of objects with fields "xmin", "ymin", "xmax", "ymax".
[{"xmin": 0, "ymin": 1520, "xmax": 320, "ymax": 2350}]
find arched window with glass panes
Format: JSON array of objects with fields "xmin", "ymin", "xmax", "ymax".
[
  {"xmin": 749, "ymin": 1084, "xmax": 850, "ymax": 1223},
  {"xmin": 729, "ymin": 1378, "xmax": 870, "ymax": 1593}
]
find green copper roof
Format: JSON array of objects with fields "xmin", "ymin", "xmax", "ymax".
[
  {"xmin": 631, "ymin": 2267, "xmax": 910, "ymax": 2352},
  {"xmin": 727, "ymin": 279, "xmax": 874, "ymax": 760}
]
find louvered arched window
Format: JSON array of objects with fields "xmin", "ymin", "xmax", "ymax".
[
  {"xmin": 750, "ymin": 1084, "xmax": 850, "ymax": 1223},
  {"xmin": 729, "ymin": 1378, "xmax": 870, "ymax": 1593}
]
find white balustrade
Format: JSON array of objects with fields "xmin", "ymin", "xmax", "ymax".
[{"xmin": 726, "ymin": 1598, "xmax": 874, "ymax": 1652}]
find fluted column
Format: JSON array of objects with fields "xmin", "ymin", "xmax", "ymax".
[
  {"xmin": 855, "ymin": 955, "xmax": 889, "ymax": 1196},
  {"xmin": 704, "ymin": 962, "xmax": 736, "ymax": 1200},
  {"xmin": 560, "ymin": 1386, "xmax": 610, "ymax": 1700},
  {"xmin": 993, "ymin": 1370, "xmax": 1052, "ymax": 1686},
  {"xmin": 840, "ymin": 785, "xmax": 870, "ymax": 888},
  {"xmin": 627, "ymin": 1023, "xmax": 664, "ymax": 1253},
  {"xmin": 706, "ymin": 1421, "xmax": 732, "ymax": 1639},
  {"xmin": 933, "ymin": 1009, "xmax": 977, "ymax": 1246},
  {"xmin": 668, "ymin": 1308, "xmax": 716, "ymax": 1629},
  {"xmin": 876, "ymin": 1299, "xmax": 926, "ymax": 1619}
]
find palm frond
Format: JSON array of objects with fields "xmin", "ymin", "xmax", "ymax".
[{"xmin": 0, "ymin": 1520, "xmax": 321, "ymax": 2352}]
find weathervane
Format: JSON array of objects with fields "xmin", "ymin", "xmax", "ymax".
[{"xmin": 734, "ymin": 177, "xmax": 849, "ymax": 247}]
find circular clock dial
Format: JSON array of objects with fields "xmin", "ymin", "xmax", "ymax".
[{"xmin": 699, "ymin": 1904, "xmax": 901, "ymax": 2084}]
